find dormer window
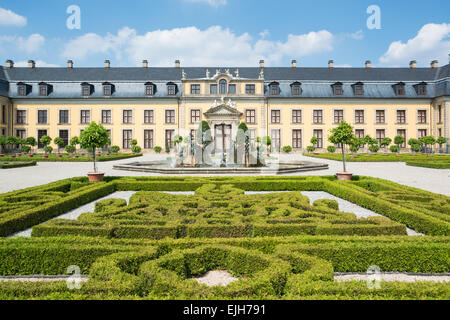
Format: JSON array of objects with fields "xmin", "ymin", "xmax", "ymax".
[
  {"xmin": 352, "ymin": 82, "xmax": 364, "ymax": 96},
  {"xmin": 38, "ymin": 82, "xmax": 52, "ymax": 97},
  {"xmin": 290, "ymin": 82, "xmax": 302, "ymax": 96},
  {"xmin": 145, "ymin": 82, "xmax": 155, "ymax": 96},
  {"xmin": 81, "ymin": 83, "xmax": 93, "ymax": 97},
  {"xmin": 219, "ymin": 79, "xmax": 227, "ymax": 95},
  {"xmin": 414, "ymin": 82, "xmax": 427, "ymax": 96},
  {"xmin": 103, "ymin": 82, "xmax": 113, "ymax": 97},
  {"xmin": 17, "ymin": 83, "xmax": 27, "ymax": 96},
  {"xmin": 269, "ymin": 82, "xmax": 280, "ymax": 96},
  {"xmin": 167, "ymin": 82, "xmax": 177, "ymax": 96},
  {"xmin": 332, "ymin": 82, "xmax": 343, "ymax": 96},
  {"xmin": 393, "ymin": 82, "xmax": 405, "ymax": 96}
]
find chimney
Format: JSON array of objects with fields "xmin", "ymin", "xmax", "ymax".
[
  {"xmin": 104, "ymin": 60, "xmax": 110, "ymax": 68},
  {"xmin": 259, "ymin": 60, "xmax": 265, "ymax": 68},
  {"xmin": 67, "ymin": 60, "xmax": 73, "ymax": 69},
  {"xmin": 431, "ymin": 60, "xmax": 438, "ymax": 69},
  {"xmin": 328, "ymin": 60, "xmax": 334, "ymax": 69},
  {"xmin": 5, "ymin": 60, "xmax": 14, "ymax": 68},
  {"xmin": 142, "ymin": 60, "xmax": 148, "ymax": 68},
  {"xmin": 28, "ymin": 60, "xmax": 35, "ymax": 68},
  {"xmin": 409, "ymin": 60, "xmax": 417, "ymax": 69},
  {"xmin": 175, "ymin": 60, "xmax": 180, "ymax": 68},
  {"xmin": 292, "ymin": 60, "xmax": 297, "ymax": 68},
  {"xmin": 365, "ymin": 60, "xmax": 372, "ymax": 69}
]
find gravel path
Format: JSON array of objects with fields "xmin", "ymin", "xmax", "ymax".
[
  {"xmin": 0, "ymin": 153, "xmax": 448, "ymax": 196},
  {"xmin": 335, "ymin": 273, "xmax": 450, "ymax": 283},
  {"xmin": 0, "ymin": 275, "xmax": 89, "ymax": 283},
  {"xmin": 194, "ymin": 271, "xmax": 239, "ymax": 287}
]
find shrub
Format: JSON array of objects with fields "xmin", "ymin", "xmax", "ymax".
[
  {"xmin": 282, "ymin": 146, "xmax": 293, "ymax": 153},
  {"xmin": 19, "ymin": 145, "xmax": 31, "ymax": 154},
  {"xmin": 390, "ymin": 145, "xmax": 399, "ymax": 153},
  {"xmin": 40, "ymin": 136, "xmax": 52, "ymax": 153},
  {"xmin": 154, "ymin": 146, "xmax": 162, "ymax": 154},
  {"xmin": 369, "ymin": 144, "xmax": 380, "ymax": 153},
  {"xmin": 327, "ymin": 146, "xmax": 336, "ymax": 153},
  {"xmin": 131, "ymin": 145, "xmax": 142, "ymax": 154},
  {"xmin": 54, "ymin": 137, "xmax": 65, "ymax": 153},
  {"xmin": 44, "ymin": 146, "xmax": 53, "ymax": 154},
  {"xmin": 79, "ymin": 122, "xmax": 111, "ymax": 173},
  {"xmin": 110, "ymin": 146, "xmax": 120, "ymax": 153},
  {"xmin": 65, "ymin": 145, "xmax": 76, "ymax": 154},
  {"xmin": 306, "ymin": 146, "xmax": 316, "ymax": 153}
]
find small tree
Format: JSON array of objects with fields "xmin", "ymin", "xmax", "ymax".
[
  {"xmin": 437, "ymin": 136, "xmax": 447, "ymax": 153},
  {"xmin": 282, "ymin": 146, "xmax": 293, "ymax": 153},
  {"xmin": 328, "ymin": 121, "xmax": 355, "ymax": 173},
  {"xmin": 196, "ymin": 121, "xmax": 212, "ymax": 162},
  {"xmin": 110, "ymin": 146, "xmax": 120, "ymax": 153},
  {"xmin": 0, "ymin": 135, "xmax": 6, "ymax": 153},
  {"xmin": 408, "ymin": 138, "xmax": 422, "ymax": 154},
  {"xmin": 79, "ymin": 122, "xmax": 110, "ymax": 173},
  {"xmin": 327, "ymin": 146, "xmax": 336, "ymax": 153},
  {"xmin": 40, "ymin": 136, "xmax": 52, "ymax": 154},
  {"xmin": 54, "ymin": 137, "xmax": 65, "ymax": 154},
  {"xmin": 394, "ymin": 135, "xmax": 405, "ymax": 154},
  {"xmin": 65, "ymin": 145, "xmax": 76, "ymax": 154},
  {"xmin": 420, "ymin": 136, "xmax": 436, "ymax": 156},
  {"xmin": 154, "ymin": 146, "xmax": 162, "ymax": 154},
  {"xmin": 349, "ymin": 138, "xmax": 363, "ymax": 154},
  {"xmin": 262, "ymin": 136, "xmax": 272, "ymax": 154},
  {"xmin": 380, "ymin": 137, "xmax": 392, "ymax": 152},
  {"xmin": 390, "ymin": 145, "xmax": 399, "ymax": 153}
]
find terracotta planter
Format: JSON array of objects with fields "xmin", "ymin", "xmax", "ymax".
[
  {"xmin": 337, "ymin": 172, "xmax": 353, "ymax": 181},
  {"xmin": 57, "ymin": 154, "xmax": 63, "ymax": 158},
  {"xmin": 16, "ymin": 154, "xmax": 22, "ymax": 157},
  {"xmin": 10, "ymin": 154, "xmax": 16, "ymax": 158},
  {"xmin": 88, "ymin": 172, "xmax": 104, "ymax": 182},
  {"xmin": 0, "ymin": 154, "xmax": 4, "ymax": 158},
  {"xmin": 42, "ymin": 154, "xmax": 49, "ymax": 159},
  {"xmin": 29, "ymin": 154, "xmax": 34, "ymax": 158}
]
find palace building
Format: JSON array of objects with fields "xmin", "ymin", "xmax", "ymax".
[{"xmin": 0, "ymin": 58, "xmax": 449, "ymax": 153}]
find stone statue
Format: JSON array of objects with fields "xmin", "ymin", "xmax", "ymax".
[
  {"xmin": 235, "ymin": 69, "xmax": 240, "ymax": 78},
  {"xmin": 182, "ymin": 69, "xmax": 187, "ymax": 80},
  {"xmin": 225, "ymin": 69, "xmax": 232, "ymax": 77},
  {"xmin": 206, "ymin": 69, "xmax": 210, "ymax": 79},
  {"xmin": 259, "ymin": 69, "xmax": 264, "ymax": 80}
]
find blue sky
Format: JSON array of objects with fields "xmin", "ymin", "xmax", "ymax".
[{"xmin": 0, "ymin": 0, "xmax": 449, "ymax": 68}]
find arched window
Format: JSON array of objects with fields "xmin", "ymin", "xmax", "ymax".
[{"xmin": 219, "ymin": 79, "xmax": 227, "ymax": 95}]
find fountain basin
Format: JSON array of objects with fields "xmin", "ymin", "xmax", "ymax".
[{"xmin": 113, "ymin": 160, "xmax": 328, "ymax": 175}]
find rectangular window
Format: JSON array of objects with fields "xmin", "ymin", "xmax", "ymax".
[
  {"xmin": 271, "ymin": 129, "xmax": 281, "ymax": 152},
  {"xmin": 376, "ymin": 110, "xmax": 385, "ymax": 124},
  {"xmin": 291, "ymin": 85, "xmax": 301, "ymax": 96},
  {"xmin": 376, "ymin": 129, "xmax": 385, "ymax": 145},
  {"xmin": 418, "ymin": 110, "xmax": 427, "ymax": 124},
  {"xmin": 397, "ymin": 130, "xmax": 407, "ymax": 148},
  {"xmin": 354, "ymin": 85, "xmax": 364, "ymax": 96},
  {"xmin": 271, "ymin": 110, "xmax": 281, "ymax": 124},
  {"xmin": 210, "ymin": 84, "xmax": 217, "ymax": 95},
  {"xmin": 82, "ymin": 86, "xmax": 90, "ymax": 97},
  {"xmin": 418, "ymin": 85, "xmax": 427, "ymax": 96},
  {"xmin": 397, "ymin": 110, "xmax": 406, "ymax": 124},
  {"xmin": 418, "ymin": 129, "xmax": 427, "ymax": 138},
  {"xmin": 37, "ymin": 130, "xmax": 47, "ymax": 149},
  {"xmin": 59, "ymin": 130, "xmax": 69, "ymax": 147},
  {"xmin": 313, "ymin": 110, "xmax": 323, "ymax": 124},
  {"xmin": 145, "ymin": 85, "xmax": 154, "ymax": 96},
  {"xmin": 438, "ymin": 105, "xmax": 442, "ymax": 123},
  {"xmin": 270, "ymin": 85, "xmax": 279, "ymax": 96},
  {"xmin": 191, "ymin": 84, "xmax": 201, "ymax": 95},
  {"xmin": 59, "ymin": 110, "xmax": 69, "ymax": 124},
  {"xmin": 245, "ymin": 84, "xmax": 255, "ymax": 95},
  {"xmin": 355, "ymin": 129, "xmax": 365, "ymax": 139},
  {"xmin": 18, "ymin": 85, "xmax": 26, "ymax": 96},
  {"xmin": 167, "ymin": 85, "xmax": 176, "ymax": 96},
  {"xmin": 355, "ymin": 110, "xmax": 364, "ymax": 124},
  {"xmin": 313, "ymin": 130, "xmax": 323, "ymax": 148},
  {"xmin": 246, "ymin": 110, "xmax": 256, "ymax": 124},
  {"xmin": 334, "ymin": 110, "xmax": 344, "ymax": 124},
  {"xmin": 228, "ymin": 84, "xmax": 236, "ymax": 94},
  {"xmin": 122, "ymin": 130, "xmax": 132, "ymax": 149},
  {"xmin": 292, "ymin": 130, "xmax": 302, "ymax": 149},
  {"xmin": 16, "ymin": 110, "xmax": 26, "ymax": 124},
  {"xmin": 292, "ymin": 110, "xmax": 302, "ymax": 124},
  {"xmin": 144, "ymin": 110, "xmax": 154, "ymax": 124},
  {"xmin": 334, "ymin": 85, "xmax": 343, "ymax": 96},
  {"xmin": 80, "ymin": 110, "xmax": 90, "ymax": 124},
  {"xmin": 396, "ymin": 85, "xmax": 405, "ymax": 96},
  {"xmin": 102, "ymin": 110, "xmax": 112, "ymax": 124},
  {"xmin": 39, "ymin": 85, "xmax": 47, "ymax": 97},
  {"xmin": 1, "ymin": 105, "xmax": 5, "ymax": 124},
  {"xmin": 165, "ymin": 130, "xmax": 175, "ymax": 149},
  {"xmin": 190, "ymin": 109, "xmax": 201, "ymax": 124},
  {"xmin": 103, "ymin": 85, "xmax": 111, "ymax": 97},
  {"xmin": 123, "ymin": 110, "xmax": 133, "ymax": 124},
  {"xmin": 165, "ymin": 110, "xmax": 176, "ymax": 124},
  {"xmin": 105, "ymin": 130, "xmax": 111, "ymax": 149},
  {"xmin": 16, "ymin": 129, "xmax": 26, "ymax": 140},
  {"xmin": 38, "ymin": 110, "xmax": 48, "ymax": 124},
  {"xmin": 144, "ymin": 130, "xmax": 154, "ymax": 149}
]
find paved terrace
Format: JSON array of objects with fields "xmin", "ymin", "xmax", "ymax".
[{"xmin": 0, "ymin": 154, "xmax": 449, "ymax": 196}]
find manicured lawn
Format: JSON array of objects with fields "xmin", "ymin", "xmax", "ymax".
[
  {"xmin": 0, "ymin": 153, "xmax": 142, "ymax": 162},
  {"xmin": 0, "ymin": 176, "xmax": 448, "ymax": 300},
  {"xmin": 0, "ymin": 161, "xmax": 37, "ymax": 169}
]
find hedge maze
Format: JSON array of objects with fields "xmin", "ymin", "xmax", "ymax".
[{"xmin": 0, "ymin": 176, "xmax": 449, "ymax": 300}]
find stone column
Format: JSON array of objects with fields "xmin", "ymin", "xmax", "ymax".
[{"xmin": 445, "ymin": 101, "xmax": 449, "ymax": 139}]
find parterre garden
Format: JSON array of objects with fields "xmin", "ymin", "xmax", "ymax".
[{"xmin": 0, "ymin": 176, "xmax": 449, "ymax": 300}]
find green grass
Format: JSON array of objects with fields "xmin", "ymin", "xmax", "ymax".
[
  {"xmin": 0, "ymin": 153, "xmax": 142, "ymax": 162},
  {"xmin": 0, "ymin": 161, "xmax": 36, "ymax": 169},
  {"xmin": 305, "ymin": 152, "xmax": 450, "ymax": 164},
  {"xmin": 0, "ymin": 176, "xmax": 449, "ymax": 300}
]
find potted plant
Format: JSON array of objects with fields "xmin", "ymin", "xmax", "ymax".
[
  {"xmin": 420, "ymin": 136, "xmax": 436, "ymax": 156},
  {"xmin": 110, "ymin": 146, "xmax": 120, "ymax": 154},
  {"xmin": 394, "ymin": 135, "xmax": 405, "ymax": 155},
  {"xmin": 154, "ymin": 146, "xmax": 162, "ymax": 154},
  {"xmin": 327, "ymin": 146, "xmax": 336, "ymax": 154},
  {"xmin": 380, "ymin": 137, "xmax": 392, "ymax": 155},
  {"xmin": 0, "ymin": 135, "xmax": 6, "ymax": 155},
  {"xmin": 40, "ymin": 136, "xmax": 52, "ymax": 158},
  {"xmin": 328, "ymin": 121, "xmax": 356, "ymax": 181},
  {"xmin": 262, "ymin": 136, "xmax": 272, "ymax": 156},
  {"xmin": 54, "ymin": 137, "xmax": 65, "ymax": 158},
  {"xmin": 65, "ymin": 144, "xmax": 76, "ymax": 157},
  {"xmin": 437, "ymin": 136, "xmax": 447, "ymax": 154},
  {"xmin": 408, "ymin": 138, "xmax": 422, "ymax": 155},
  {"xmin": 79, "ymin": 122, "xmax": 110, "ymax": 182},
  {"xmin": 282, "ymin": 145, "xmax": 293, "ymax": 154}
]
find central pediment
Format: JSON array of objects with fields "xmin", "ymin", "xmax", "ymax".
[{"xmin": 204, "ymin": 104, "xmax": 243, "ymax": 117}]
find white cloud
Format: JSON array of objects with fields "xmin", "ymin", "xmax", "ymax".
[
  {"xmin": 184, "ymin": 0, "xmax": 227, "ymax": 7},
  {"xmin": 350, "ymin": 30, "xmax": 364, "ymax": 40},
  {"xmin": 0, "ymin": 8, "xmax": 27, "ymax": 27},
  {"xmin": 380, "ymin": 23, "xmax": 450, "ymax": 66},
  {"xmin": 0, "ymin": 34, "xmax": 45, "ymax": 53},
  {"xmin": 14, "ymin": 60, "xmax": 59, "ymax": 67},
  {"xmin": 62, "ymin": 26, "xmax": 335, "ymax": 67}
]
